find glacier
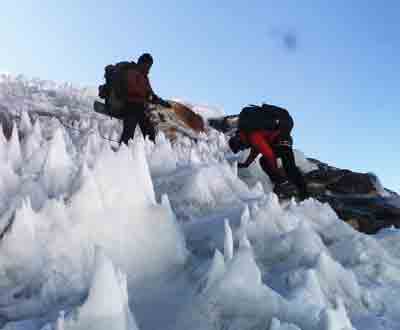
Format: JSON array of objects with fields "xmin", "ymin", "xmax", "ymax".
[{"xmin": 0, "ymin": 75, "xmax": 400, "ymax": 330}]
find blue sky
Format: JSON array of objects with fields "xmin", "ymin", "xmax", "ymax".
[{"xmin": 1, "ymin": 1, "xmax": 399, "ymax": 192}]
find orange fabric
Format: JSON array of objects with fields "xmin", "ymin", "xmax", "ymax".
[{"xmin": 126, "ymin": 69, "xmax": 153, "ymax": 103}]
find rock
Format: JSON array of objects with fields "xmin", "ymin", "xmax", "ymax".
[
  {"xmin": 169, "ymin": 101, "xmax": 205, "ymax": 132},
  {"xmin": 149, "ymin": 101, "xmax": 205, "ymax": 141},
  {"xmin": 305, "ymin": 168, "xmax": 350, "ymax": 186},
  {"xmin": 326, "ymin": 172, "xmax": 378, "ymax": 195}
]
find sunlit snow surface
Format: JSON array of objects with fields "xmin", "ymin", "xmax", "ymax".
[{"xmin": 0, "ymin": 76, "xmax": 400, "ymax": 330}]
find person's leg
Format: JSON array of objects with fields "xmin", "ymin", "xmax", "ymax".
[
  {"xmin": 260, "ymin": 156, "xmax": 298, "ymax": 198},
  {"xmin": 145, "ymin": 114, "xmax": 156, "ymax": 142},
  {"xmin": 275, "ymin": 145, "xmax": 308, "ymax": 198},
  {"xmin": 119, "ymin": 114, "xmax": 139, "ymax": 145},
  {"xmin": 259, "ymin": 157, "xmax": 286, "ymax": 184},
  {"xmin": 138, "ymin": 107, "xmax": 156, "ymax": 142}
]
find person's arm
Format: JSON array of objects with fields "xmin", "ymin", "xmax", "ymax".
[
  {"xmin": 146, "ymin": 76, "xmax": 171, "ymax": 107},
  {"xmin": 146, "ymin": 76, "xmax": 160, "ymax": 102},
  {"xmin": 145, "ymin": 75, "xmax": 156, "ymax": 100},
  {"xmin": 275, "ymin": 144, "xmax": 308, "ymax": 198},
  {"xmin": 247, "ymin": 132, "xmax": 279, "ymax": 172},
  {"xmin": 238, "ymin": 148, "xmax": 259, "ymax": 168}
]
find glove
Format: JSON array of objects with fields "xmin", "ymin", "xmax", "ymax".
[
  {"xmin": 151, "ymin": 94, "xmax": 172, "ymax": 108},
  {"xmin": 159, "ymin": 99, "xmax": 172, "ymax": 108},
  {"xmin": 273, "ymin": 180, "xmax": 297, "ymax": 198}
]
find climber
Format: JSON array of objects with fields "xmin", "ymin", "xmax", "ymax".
[
  {"xmin": 98, "ymin": 53, "xmax": 171, "ymax": 145},
  {"xmin": 119, "ymin": 53, "xmax": 173, "ymax": 145},
  {"xmin": 228, "ymin": 104, "xmax": 308, "ymax": 200}
]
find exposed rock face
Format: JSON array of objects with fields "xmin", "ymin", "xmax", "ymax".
[
  {"xmin": 305, "ymin": 159, "xmax": 400, "ymax": 234},
  {"xmin": 327, "ymin": 172, "xmax": 376, "ymax": 195},
  {"xmin": 209, "ymin": 115, "xmax": 400, "ymax": 234},
  {"xmin": 148, "ymin": 101, "xmax": 205, "ymax": 141},
  {"xmin": 305, "ymin": 164, "xmax": 378, "ymax": 196},
  {"xmin": 169, "ymin": 101, "xmax": 205, "ymax": 132}
]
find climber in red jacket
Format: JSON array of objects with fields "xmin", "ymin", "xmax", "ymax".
[
  {"xmin": 119, "ymin": 53, "xmax": 170, "ymax": 145},
  {"xmin": 229, "ymin": 105, "xmax": 308, "ymax": 199}
]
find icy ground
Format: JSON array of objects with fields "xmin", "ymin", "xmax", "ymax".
[{"xmin": 1, "ymin": 76, "xmax": 400, "ymax": 330}]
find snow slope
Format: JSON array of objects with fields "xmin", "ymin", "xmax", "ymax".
[{"xmin": 0, "ymin": 76, "xmax": 400, "ymax": 330}]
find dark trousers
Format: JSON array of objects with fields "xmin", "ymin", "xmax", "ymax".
[
  {"xmin": 259, "ymin": 145, "xmax": 308, "ymax": 197},
  {"xmin": 119, "ymin": 103, "xmax": 155, "ymax": 145}
]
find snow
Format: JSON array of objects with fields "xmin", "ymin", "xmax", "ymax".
[
  {"xmin": 41, "ymin": 128, "xmax": 74, "ymax": 198},
  {"xmin": 0, "ymin": 75, "xmax": 400, "ymax": 330},
  {"xmin": 8, "ymin": 124, "xmax": 22, "ymax": 172},
  {"xmin": 223, "ymin": 220, "xmax": 234, "ymax": 261},
  {"xmin": 58, "ymin": 247, "xmax": 138, "ymax": 330}
]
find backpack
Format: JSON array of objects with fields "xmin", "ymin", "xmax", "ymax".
[
  {"xmin": 238, "ymin": 104, "xmax": 293, "ymax": 133},
  {"xmin": 98, "ymin": 61, "xmax": 136, "ymax": 115}
]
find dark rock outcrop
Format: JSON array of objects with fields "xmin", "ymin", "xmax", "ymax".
[{"xmin": 304, "ymin": 159, "xmax": 400, "ymax": 233}]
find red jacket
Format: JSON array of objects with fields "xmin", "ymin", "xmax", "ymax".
[
  {"xmin": 126, "ymin": 68, "xmax": 154, "ymax": 104},
  {"xmin": 240, "ymin": 130, "xmax": 281, "ymax": 172}
]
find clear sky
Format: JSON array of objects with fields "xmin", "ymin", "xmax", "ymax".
[{"xmin": 1, "ymin": 1, "xmax": 399, "ymax": 192}]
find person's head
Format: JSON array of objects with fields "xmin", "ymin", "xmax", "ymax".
[
  {"xmin": 137, "ymin": 53, "xmax": 153, "ymax": 75},
  {"xmin": 228, "ymin": 132, "xmax": 248, "ymax": 154}
]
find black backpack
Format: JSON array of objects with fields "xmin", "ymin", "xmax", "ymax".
[
  {"xmin": 238, "ymin": 104, "xmax": 293, "ymax": 133},
  {"xmin": 98, "ymin": 61, "xmax": 136, "ymax": 113}
]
